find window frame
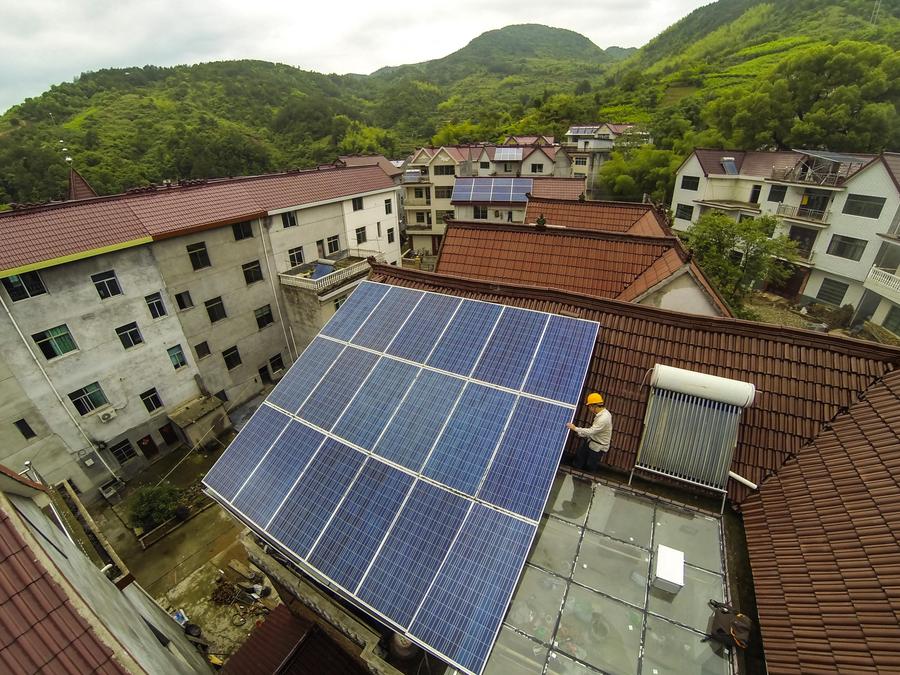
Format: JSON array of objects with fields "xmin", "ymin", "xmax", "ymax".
[
  {"xmin": 384, "ymin": 199, "xmax": 392, "ymax": 215},
  {"xmin": 288, "ymin": 247, "xmax": 304, "ymax": 267},
  {"xmin": 281, "ymin": 211, "xmax": 298, "ymax": 228},
  {"xmin": 434, "ymin": 186, "xmax": 453, "ymax": 199},
  {"xmin": 140, "ymin": 388, "xmax": 163, "ymax": 413},
  {"xmin": 843, "ymin": 193, "xmax": 886, "ymax": 219},
  {"xmin": 167, "ymin": 345, "xmax": 188, "ymax": 370},
  {"xmin": 186, "ymin": 242, "xmax": 211, "ymax": 270},
  {"xmin": 242, "ymin": 260, "xmax": 264, "ymax": 285},
  {"xmin": 433, "ymin": 165, "xmax": 455, "ymax": 176},
  {"xmin": 530, "ymin": 163, "xmax": 544, "ymax": 174},
  {"xmin": 675, "ymin": 204, "xmax": 694, "ymax": 221},
  {"xmin": 2, "ymin": 271, "xmax": 47, "ymax": 302},
  {"xmin": 269, "ymin": 353, "xmax": 285, "ymax": 373},
  {"xmin": 351, "ymin": 197, "xmax": 364, "ymax": 211},
  {"xmin": 145, "ymin": 292, "xmax": 167, "ymax": 319},
  {"xmin": 204, "ymin": 296, "xmax": 227, "ymax": 323},
  {"xmin": 473, "ymin": 205, "xmax": 488, "ymax": 220},
  {"xmin": 32, "ymin": 324, "xmax": 78, "ymax": 360},
  {"xmin": 222, "ymin": 346, "xmax": 242, "ymax": 370},
  {"xmin": 355, "ymin": 226, "xmax": 367, "ymax": 245},
  {"xmin": 327, "ymin": 235, "xmax": 340, "ymax": 254},
  {"xmin": 68, "ymin": 382, "xmax": 108, "ymax": 416},
  {"xmin": 767, "ymin": 185, "xmax": 787, "ymax": 203},
  {"xmin": 883, "ymin": 305, "xmax": 900, "ymax": 335},
  {"xmin": 194, "ymin": 341, "xmax": 211, "ymax": 359},
  {"xmin": 680, "ymin": 175, "xmax": 700, "ymax": 191},
  {"xmin": 816, "ymin": 278, "xmax": 850, "ymax": 306},
  {"xmin": 255, "ymin": 304, "xmax": 274, "ymax": 329},
  {"xmin": 175, "ymin": 291, "xmax": 193, "ymax": 310},
  {"xmin": 232, "ymin": 221, "xmax": 253, "ymax": 241},
  {"xmin": 91, "ymin": 270, "xmax": 122, "ymax": 300},
  {"xmin": 115, "ymin": 322, "xmax": 144, "ymax": 350},
  {"xmin": 574, "ymin": 157, "xmax": 588, "ymax": 166},
  {"xmin": 480, "ymin": 161, "xmax": 490, "ymax": 169},
  {"xmin": 387, "ymin": 228, "xmax": 395, "ymax": 244},
  {"xmin": 14, "ymin": 419, "xmax": 36, "ymax": 440},
  {"xmin": 826, "ymin": 234, "xmax": 867, "ymax": 262},
  {"xmin": 109, "ymin": 439, "xmax": 137, "ymax": 464}
]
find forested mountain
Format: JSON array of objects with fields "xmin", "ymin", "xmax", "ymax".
[{"xmin": 1, "ymin": 1, "xmax": 898, "ymax": 206}]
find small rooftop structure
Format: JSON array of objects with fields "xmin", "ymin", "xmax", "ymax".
[{"xmin": 524, "ymin": 197, "xmax": 667, "ymax": 235}]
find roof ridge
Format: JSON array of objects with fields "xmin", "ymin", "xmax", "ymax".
[{"xmin": 446, "ymin": 219, "xmax": 682, "ymax": 249}]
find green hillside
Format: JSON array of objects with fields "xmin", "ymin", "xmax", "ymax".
[{"xmin": 1, "ymin": 1, "xmax": 898, "ymax": 206}]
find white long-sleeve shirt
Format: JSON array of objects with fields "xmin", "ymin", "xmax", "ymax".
[{"xmin": 572, "ymin": 408, "xmax": 613, "ymax": 453}]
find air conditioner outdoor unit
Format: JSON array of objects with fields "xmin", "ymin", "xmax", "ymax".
[{"xmin": 98, "ymin": 409, "xmax": 117, "ymax": 423}]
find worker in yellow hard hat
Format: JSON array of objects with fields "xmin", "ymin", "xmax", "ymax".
[{"xmin": 566, "ymin": 392, "xmax": 613, "ymax": 472}]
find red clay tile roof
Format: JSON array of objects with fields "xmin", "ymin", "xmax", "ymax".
[
  {"xmin": 530, "ymin": 177, "xmax": 585, "ymax": 200},
  {"xmin": 0, "ymin": 166, "xmax": 394, "ymax": 274},
  {"xmin": 67, "ymin": 168, "xmax": 98, "ymax": 201},
  {"xmin": 742, "ymin": 369, "xmax": 900, "ymax": 674},
  {"xmin": 367, "ymin": 264, "xmax": 900, "ymax": 505},
  {"xmin": 436, "ymin": 221, "xmax": 689, "ymax": 301},
  {"xmin": 337, "ymin": 154, "xmax": 402, "ymax": 178},
  {"xmin": 524, "ymin": 197, "xmax": 667, "ymax": 235},
  {"xmin": 0, "ymin": 509, "xmax": 128, "ymax": 674},
  {"xmin": 223, "ymin": 605, "xmax": 366, "ymax": 675}
]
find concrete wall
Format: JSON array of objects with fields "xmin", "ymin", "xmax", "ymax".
[
  {"xmin": 453, "ymin": 204, "xmax": 527, "ymax": 223},
  {"xmin": 637, "ymin": 272, "xmax": 721, "ymax": 316}
]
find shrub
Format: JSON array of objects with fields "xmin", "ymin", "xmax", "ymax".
[{"xmin": 130, "ymin": 484, "xmax": 181, "ymax": 530}]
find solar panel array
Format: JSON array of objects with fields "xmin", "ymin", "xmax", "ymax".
[
  {"xmin": 451, "ymin": 177, "xmax": 533, "ymax": 204},
  {"xmin": 494, "ymin": 146, "xmax": 524, "ymax": 162},
  {"xmin": 567, "ymin": 125, "xmax": 601, "ymax": 136},
  {"xmin": 203, "ymin": 281, "xmax": 599, "ymax": 675}
]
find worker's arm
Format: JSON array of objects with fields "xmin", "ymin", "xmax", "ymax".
[{"xmin": 566, "ymin": 413, "xmax": 606, "ymax": 438}]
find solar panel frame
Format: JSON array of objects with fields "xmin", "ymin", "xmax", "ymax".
[{"xmin": 202, "ymin": 281, "xmax": 601, "ymax": 675}]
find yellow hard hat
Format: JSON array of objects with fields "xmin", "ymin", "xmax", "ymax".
[{"xmin": 586, "ymin": 392, "xmax": 604, "ymax": 406}]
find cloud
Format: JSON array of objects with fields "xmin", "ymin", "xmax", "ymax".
[{"xmin": 0, "ymin": 0, "xmax": 710, "ymax": 112}]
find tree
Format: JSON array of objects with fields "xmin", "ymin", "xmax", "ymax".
[
  {"xmin": 129, "ymin": 484, "xmax": 181, "ymax": 530},
  {"xmin": 597, "ymin": 147, "xmax": 682, "ymax": 202},
  {"xmin": 685, "ymin": 212, "xmax": 798, "ymax": 313}
]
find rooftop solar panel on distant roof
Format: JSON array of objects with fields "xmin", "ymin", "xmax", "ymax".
[
  {"xmin": 495, "ymin": 147, "xmax": 523, "ymax": 162},
  {"xmin": 203, "ymin": 281, "xmax": 599, "ymax": 675}
]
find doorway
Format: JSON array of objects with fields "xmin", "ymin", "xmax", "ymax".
[
  {"xmin": 138, "ymin": 434, "xmax": 159, "ymax": 460},
  {"xmin": 259, "ymin": 366, "xmax": 272, "ymax": 385},
  {"xmin": 158, "ymin": 423, "xmax": 179, "ymax": 446}
]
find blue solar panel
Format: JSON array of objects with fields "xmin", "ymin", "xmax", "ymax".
[
  {"xmin": 332, "ymin": 359, "xmax": 419, "ymax": 448},
  {"xmin": 266, "ymin": 439, "xmax": 365, "ymax": 556},
  {"xmin": 308, "ymin": 462, "xmax": 414, "ymax": 591},
  {"xmin": 387, "ymin": 294, "xmax": 461, "ymax": 362},
  {"xmin": 472, "ymin": 307, "xmax": 548, "ymax": 390},
  {"xmin": 298, "ymin": 347, "xmax": 379, "ymax": 430},
  {"xmin": 451, "ymin": 177, "xmax": 532, "ymax": 204},
  {"xmin": 351, "ymin": 287, "xmax": 423, "ymax": 352},
  {"xmin": 267, "ymin": 338, "xmax": 344, "ymax": 413},
  {"xmin": 320, "ymin": 282, "xmax": 389, "ymax": 341},
  {"xmin": 478, "ymin": 399, "xmax": 573, "ymax": 520},
  {"xmin": 231, "ymin": 421, "xmax": 326, "ymax": 525},
  {"xmin": 427, "ymin": 301, "xmax": 502, "ymax": 376},
  {"xmin": 422, "ymin": 384, "xmax": 516, "ymax": 495},
  {"xmin": 409, "ymin": 504, "xmax": 535, "ymax": 674},
  {"xmin": 357, "ymin": 482, "xmax": 469, "ymax": 627},
  {"xmin": 523, "ymin": 315, "xmax": 599, "ymax": 404},
  {"xmin": 373, "ymin": 371, "xmax": 466, "ymax": 471},
  {"xmin": 203, "ymin": 406, "xmax": 290, "ymax": 501}
]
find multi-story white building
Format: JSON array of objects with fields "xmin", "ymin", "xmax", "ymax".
[
  {"xmin": 562, "ymin": 123, "xmax": 646, "ymax": 197},
  {"xmin": 671, "ymin": 149, "xmax": 900, "ymax": 337},
  {"xmin": 0, "ymin": 166, "xmax": 400, "ymax": 498},
  {"xmin": 402, "ymin": 143, "xmax": 573, "ymax": 253}
]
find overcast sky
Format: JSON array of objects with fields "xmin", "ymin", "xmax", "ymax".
[{"xmin": 1, "ymin": 0, "xmax": 712, "ymax": 114}]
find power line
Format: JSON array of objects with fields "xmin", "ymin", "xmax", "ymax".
[{"xmin": 871, "ymin": 0, "xmax": 882, "ymax": 25}]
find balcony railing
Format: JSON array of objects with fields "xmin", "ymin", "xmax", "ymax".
[
  {"xmin": 769, "ymin": 167, "xmax": 848, "ymax": 186},
  {"xmin": 777, "ymin": 203, "xmax": 830, "ymax": 223},
  {"xmin": 279, "ymin": 249, "xmax": 383, "ymax": 294},
  {"xmin": 402, "ymin": 171, "xmax": 430, "ymax": 184},
  {"xmin": 864, "ymin": 266, "xmax": 900, "ymax": 304}
]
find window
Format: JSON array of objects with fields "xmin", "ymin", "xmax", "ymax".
[
  {"xmin": 68, "ymin": 382, "xmax": 108, "ymax": 416},
  {"xmin": 186, "ymin": 242, "xmax": 211, "ymax": 270},
  {"xmin": 749, "ymin": 184, "xmax": 762, "ymax": 203},
  {"xmin": 530, "ymin": 163, "xmax": 544, "ymax": 173},
  {"xmin": 194, "ymin": 341, "xmax": 211, "ymax": 359},
  {"xmin": 474, "ymin": 205, "xmax": 488, "ymax": 220},
  {"xmin": 352, "ymin": 197, "xmax": 364, "ymax": 211},
  {"xmin": 843, "ymin": 194, "xmax": 886, "ymax": 219},
  {"xmin": 255, "ymin": 304, "xmax": 274, "ymax": 329},
  {"xmin": 334, "ymin": 296, "xmax": 347, "ymax": 311},
  {"xmin": 242, "ymin": 260, "xmax": 264, "ymax": 284},
  {"xmin": 503, "ymin": 163, "xmax": 512, "ymax": 172},
  {"xmin": 387, "ymin": 228, "xmax": 395, "ymax": 244},
  {"xmin": 109, "ymin": 439, "xmax": 136, "ymax": 464},
  {"xmin": 214, "ymin": 389, "xmax": 228, "ymax": 402},
  {"xmin": 14, "ymin": 419, "xmax": 36, "ymax": 440},
  {"xmin": 416, "ymin": 212, "xmax": 426, "ymax": 224},
  {"xmin": 816, "ymin": 278, "xmax": 850, "ymax": 306},
  {"xmin": 232, "ymin": 221, "xmax": 253, "ymax": 240},
  {"xmin": 175, "ymin": 291, "xmax": 193, "ymax": 310},
  {"xmin": 167, "ymin": 345, "xmax": 187, "ymax": 369},
  {"xmin": 281, "ymin": 211, "xmax": 297, "ymax": 228},
  {"xmin": 327, "ymin": 235, "xmax": 340, "ymax": 254},
  {"xmin": 145, "ymin": 292, "xmax": 167, "ymax": 319},
  {"xmin": 223, "ymin": 346, "xmax": 242, "ymax": 370},
  {"xmin": 884, "ymin": 305, "xmax": 900, "ymax": 335},
  {"xmin": 768, "ymin": 185, "xmax": 787, "ymax": 203},
  {"xmin": 2, "ymin": 272, "xmax": 46, "ymax": 301},
  {"xmin": 140, "ymin": 388, "xmax": 163, "ymax": 413},
  {"xmin": 288, "ymin": 247, "xmax": 304, "ymax": 267},
  {"xmin": 204, "ymin": 296, "xmax": 227, "ymax": 323},
  {"xmin": 115, "ymin": 322, "xmax": 143, "ymax": 349},
  {"xmin": 434, "ymin": 165, "xmax": 454, "ymax": 176},
  {"xmin": 680, "ymin": 175, "xmax": 700, "ymax": 191},
  {"xmin": 826, "ymin": 235, "xmax": 867, "ymax": 261},
  {"xmin": 414, "ymin": 187, "xmax": 424, "ymax": 199},
  {"xmin": 355, "ymin": 227, "xmax": 367, "ymax": 244},
  {"xmin": 269, "ymin": 353, "xmax": 284, "ymax": 373},
  {"xmin": 574, "ymin": 157, "xmax": 587, "ymax": 166},
  {"xmin": 32, "ymin": 325, "xmax": 77, "ymax": 360},
  {"xmin": 435, "ymin": 186, "xmax": 453, "ymax": 199},
  {"xmin": 384, "ymin": 199, "xmax": 392, "ymax": 215},
  {"xmin": 675, "ymin": 204, "xmax": 694, "ymax": 221},
  {"xmin": 91, "ymin": 270, "xmax": 122, "ymax": 299}
]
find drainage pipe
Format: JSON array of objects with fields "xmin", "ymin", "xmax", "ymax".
[{"xmin": 728, "ymin": 471, "xmax": 758, "ymax": 490}]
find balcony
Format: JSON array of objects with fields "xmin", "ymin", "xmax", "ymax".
[
  {"xmin": 402, "ymin": 170, "xmax": 430, "ymax": 184},
  {"xmin": 769, "ymin": 167, "xmax": 848, "ymax": 188},
  {"xmin": 279, "ymin": 249, "xmax": 383, "ymax": 295},
  {"xmin": 776, "ymin": 203, "xmax": 831, "ymax": 225},
  {"xmin": 864, "ymin": 266, "xmax": 900, "ymax": 305}
]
